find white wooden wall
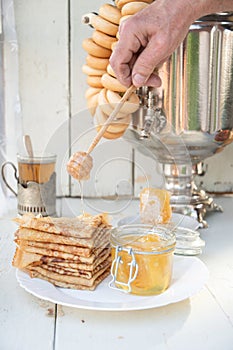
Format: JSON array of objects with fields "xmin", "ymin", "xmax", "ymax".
[{"xmin": 5, "ymin": 0, "xmax": 233, "ymax": 197}]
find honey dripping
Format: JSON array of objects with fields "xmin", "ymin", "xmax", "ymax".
[{"xmin": 78, "ymin": 180, "xmax": 85, "ymax": 216}]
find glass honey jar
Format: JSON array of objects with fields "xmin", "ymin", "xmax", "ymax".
[{"xmin": 109, "ymin": 224, "xmax": 176, "ymax": 296}]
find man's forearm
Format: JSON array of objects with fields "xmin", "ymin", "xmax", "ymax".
[{"xmin": 190, "ymin": 0, "xmax": 233, "ymax": 20}]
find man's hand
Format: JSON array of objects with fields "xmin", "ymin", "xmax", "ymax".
[{"xmin": 110, "ymin": 0, "xmax": 232, "ymax": 88}]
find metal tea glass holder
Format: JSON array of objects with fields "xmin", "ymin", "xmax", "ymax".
[
  {"xmin": 17, "ymin": 172, "xmax": 57, "ymax": 216},
  {"xmin": 1, "ymin": 159, "xmax": 57, "ymax": 217}
]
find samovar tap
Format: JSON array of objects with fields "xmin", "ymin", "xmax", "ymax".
[{"xmin": 140, "ymin": 90, "xmax": 166, "ymax": 139}]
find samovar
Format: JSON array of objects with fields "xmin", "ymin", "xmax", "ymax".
[{"xmin": 124, "ymin": 12, "xmax": 233, "ymax": 227}]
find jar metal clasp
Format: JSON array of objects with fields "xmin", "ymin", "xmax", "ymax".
[{"xmin": 109, "ymin": 246, "xmax": 138, "ymax": 293}]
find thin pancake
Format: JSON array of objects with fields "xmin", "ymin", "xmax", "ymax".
[
  {"xmin": 25, "ymin": 268, "xmax": 110, "ymax": 290},
  {"xmin": 43, "ymin": 251, "xmax": 110, "ymax": 271},
  {"xmin": 41, "ymin": 256, "xmax": 111, "ymax": 279},
  {"xmin": 15, "ymin": 225, "xmax": 110, "ymax": 248},
  {"xmin": 13, "ymin": 247, "xmax": 111, "ymax": 271},
  {"xmin": 16, "ymin": 243, "xmax": 110, "ymax": 263},
  {"xmin": 15, "ymin": 235, "xmax": 109, "ymax": 257},
  {"xmin": 27, "ymin": 262, "xmax": 110, "ymax": 287},
  {"xmin": 14, "ymin": 213, "xmax": 110, "ymax": 238}
]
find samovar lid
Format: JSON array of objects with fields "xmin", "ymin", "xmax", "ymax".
[{"xmin": 197, "ymin": 12, "xmax": 233, "ymax": 24}]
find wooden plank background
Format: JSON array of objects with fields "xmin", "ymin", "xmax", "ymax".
[{"xmin": 3, "ymin": 0, "xmax": 232, "ymax": 197}]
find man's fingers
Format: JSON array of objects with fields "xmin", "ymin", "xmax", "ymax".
[
  {"xmin": 131, "ymin": 37, "xmax": 167, "ymax": 87},
  {"xmin": 110, "ymin": 18, "xmax": 145, "ymax": 86},
  {"xmin": 143, "ymin": 73, "xmax": 162, "ymax": 88},
  {"xmin": 114, "ymin": 61, "xmax": 132, "ymax": 87}
]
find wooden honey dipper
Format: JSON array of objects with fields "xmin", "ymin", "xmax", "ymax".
[{"xmin": 67, "ymin": 85, "xmax": 136, "ymax": 181}]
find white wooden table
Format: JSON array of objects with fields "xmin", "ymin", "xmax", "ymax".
[{"xmin": 0, "ymin": 196, "xmax": 233, "ymax": 350}]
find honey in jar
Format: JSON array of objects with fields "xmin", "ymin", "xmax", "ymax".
[{"xmin": 110, "ymin": 224, "xmax": 176, "ymax": 296}]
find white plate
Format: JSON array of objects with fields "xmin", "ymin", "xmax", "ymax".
[
  {"xmin": 16, "ymin": 256, "xmax": 208, "ymax": 311},
  {"xmin": 117, "ymin": 213, "xmax": 200, "ymax": 231}
]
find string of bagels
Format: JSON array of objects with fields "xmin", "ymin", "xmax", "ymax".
[{"xmin": 82, "ymin": 0, "xmax": 154, "ymax": 140}]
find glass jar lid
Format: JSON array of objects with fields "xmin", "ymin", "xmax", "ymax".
[{"xmin": 110, "ymin": 224, "xmax": 176, "ymax": 255}]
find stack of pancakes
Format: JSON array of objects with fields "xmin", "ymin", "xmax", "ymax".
[{"xmin": 12, "ymin": 213, "xmax": 111, "ymax": 290}]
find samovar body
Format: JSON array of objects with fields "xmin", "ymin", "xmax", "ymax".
[{"xmin": 124, "ymin": 13, "xmax": 233, "ymax": 226}]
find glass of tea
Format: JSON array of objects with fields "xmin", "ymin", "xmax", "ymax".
[
  {"xmin": 1, "ymin": 153, "xmax": 57, "ymax": 216},
  {"xmin": 17, "ymin": 154, "xmax": 56, "ymax": 185}
]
